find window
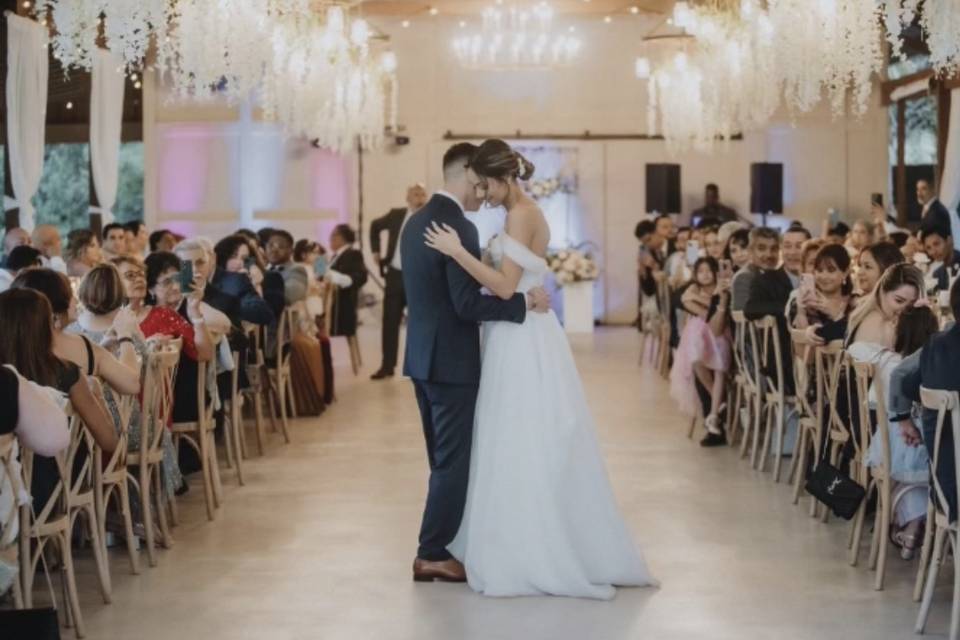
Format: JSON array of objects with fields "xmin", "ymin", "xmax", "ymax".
[{"xmin": 33, "ymin": 143, "xmax": 90, "ymax": 238}]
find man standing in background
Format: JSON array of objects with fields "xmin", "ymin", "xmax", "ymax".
[{"xmin": 369, "ymin": 184, "xmax": 428, "ymax": 380}]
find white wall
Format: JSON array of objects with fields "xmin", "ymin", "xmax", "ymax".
[{"xmin": 143, "ymin": 15, "xmax": 890, "ymax": 324}]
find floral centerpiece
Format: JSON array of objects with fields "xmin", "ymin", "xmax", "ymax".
[
  {"xmin": 547, "ymin": 249, "xmax": 599, "ymax": 286},
  {"xmin": 523, "ymin": 175, "xmax": 577, "ymax": 201}
]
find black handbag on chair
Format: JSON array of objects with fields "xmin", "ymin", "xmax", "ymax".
[
  {"xmin": 0, "ymin": 608, "xmax": 61, "ymax": 640},
  {"xmin": 804, "ymin": 461, "xmax": 866, "ymax": 520}
]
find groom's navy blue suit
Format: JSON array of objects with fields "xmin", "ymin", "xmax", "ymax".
[{"xmin": 401, "ymin": 193, "xmax": 527, "ymax": 561}]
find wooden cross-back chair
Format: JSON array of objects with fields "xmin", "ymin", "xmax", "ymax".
[
  {"xmin": 731, "ymin": 311, "xmax": 762, "ymax": 460},
  {"xmin": 171, "ymin": 359, "xmax": 223, "ymax": 522},
  {"xmin": 818, "ymin": 349, "xmax": 864, "ymax": 523},
  {"xmin": 325, "ymin": 285, "xmax": 362, "ymax": 375},
  {"xmin": 20, "ymin": 405, "xmax": 110, "ymax": 638},
  {"xmin": 127, "ymin": 341, "xmax": 180, "ymax": 567},
  {"xmin": 221, "ymin": 349, "xmax": 246, "ymax": 486},
  {"xmin": 93, "ymin": 385, "xmax": 139, "ymax": 577},
  {"xmin": 789, "ymin": 330, "xmax": 819, "ymax": 504},
  {"xmin": 915, "ymin": 388, "xmax": 960, "ymax": 640},
  {"xmin": 749, "ymin": 316, "xmax": 795, "ymax": 481},
  {"xmin": 268, "ymin": 308, "xmax": 296, "ymax": 443},
  {"xmin": 806, "ymin": 341, "xmax": 845, "ymax": 519},
  {"xmin": 0, "ymin": 433, "xmax": 24, "ymax": 609}
]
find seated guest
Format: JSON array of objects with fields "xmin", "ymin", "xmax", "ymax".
[
  {"xmin": 141, "ymin": 252, "xmax": 215, "ymax": 425},
  {"xmin": 921, "ymin": 224, "xmax": 958, "ymax": 290},
  {"xmin": 0, "ymin": 288, "xmax": 118, "ymax": 508},
  {"xmin": 703, "ymin": 226, "xmax": 724, "ymax": 260},
  {"xmin": 263, "ymin": 229, "xmax": 309, "ymax": 320},
  {"xmin": 11, "ymin": 267, "xmax": 141, "ymax": 398},
  {"xmin": 635, "ymin": 220, "xmax": 661, "ymax": 329},
  {"xmin": 825, "ymin": 221, "xmax": 850, "ymax": 246},
  {"xmin": 850, "ymin": 302, "xmax": 938, "ymax": 559},
  {"xmin": 0, "ymin": 245, "xmax": 42, "ymax": 292},
  {"xmin": 731, "ymin": 227, "xmax": 779, "ymax": 312},
  {"xmin": 743, "ymin": 225, "xmax": 810, "ymax": 395},
  {"xmin": 898, "ymin": 278, "xmax": 960, "ymax": 524},
  {"xmin": 889, "ymin": 230, "xmax": 922, "ymax": 265},
  {"xmin": 847, "ymin": 262, "xmax": 925, "ymax": 350},
  {"xmin": 64, "ymin": 229, "xmax": 103, "ymax": 278},
  {"xmin": 724, "ymin": 228, "xmax": 751, "ymax": 271},
  {"xmin": 31, "ymin": 225, "xmax": 67, "ymax": 274},
  {"xmin": 231, "ymin": 229, "xmax": 269, "ymax": 295},
  {"xmin": 669, "ymin": 257, "xmax": 731, "ymax": 446},
  {"xmin": 172, "ymin": 239, "xmax": 242, "ymax": 337},
  {"xmin": 793, "ymin": 244, "xmax": 855, "ymax": 343},
  {"xmin": 211, "ymin": 235, "xmax": 274, "ymax": 326},
  {"xmin": 326, "ymin": 224, "xmax": 369, "ymax": 338},
  {"xmin": 846, "ymin": 219, "xmax": 875, "ymax": 259},
  {"xmin": 2, "ymin": 227, "xmax": 30, "ymax": 258},
  {"xmin": 801, "ymin": 238, "xmax": 827, "ymax": 275},
  {"xmin": 286, "ymin": 239, "xmax": 329, "ymax": 415},
  {"xmin": 665, "ymin": 225, "xmax": 692, "ymax": 286},
  {"xmin": 101, "ymin": 223, "xmax": 129, "ymax": 261},
  {"xmin": 148, "ymin": 229, "xmax": 177, "ymax": 254},
  {"xmin": 917, "ymin": 177, "xmax": 955, "ymax": 237},
  {"xmin": 856, "ymin": 242, "xmax": 904, "ymax": 296},
  {"xmin": 108, "ymin": 256, "xmax": 184, "ymax": 493},
  {"xmin": 124, "ymin": 221, "xmax": 149, "ymax": 258}
]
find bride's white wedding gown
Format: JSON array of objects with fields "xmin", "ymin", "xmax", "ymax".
[{"xmin": 447, "ymin": 233, "xmax": 658, "ymax": 600}]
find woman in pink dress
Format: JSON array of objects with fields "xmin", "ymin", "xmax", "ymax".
[{"xmin": 669, "ymin": 257, "xmax": 732, "ymax": 443}]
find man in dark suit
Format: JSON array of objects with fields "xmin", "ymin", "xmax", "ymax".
[
  {"xmin": 325, "ymin": 224, "xmax": 368, "ymax": 338},
  {"xmin": 918, "ymin": 178, "xmax": 956, "ymax": 237},
  {"xmin": 369, "ymin": 183, "xmax": 429, "ymax": 380},
  {"xmin": 691, "ymin": 183, "xmax": 738, "ymax": 228},
  {"xmin": 899, "ymin": 279, "xmax": 960, "ymax": 520},
  {"xmin": 401, "ymin": 143, "xmax": 549, "ymax": 583}
]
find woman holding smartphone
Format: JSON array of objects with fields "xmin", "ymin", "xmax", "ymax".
[
  {"xmin": 793, "ymin": 244, "xmax": 856, "ymax": 343},
  {"xmin": 669, "ymin": 257, "xmax": 733, "ymax": 446}
]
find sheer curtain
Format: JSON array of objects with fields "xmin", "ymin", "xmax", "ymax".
[
  {"xmin": 5, "ymin": 14, "xmax": 49, "ymax": 231},
  {"xmin": 90, "ymin": 48, "xmax": 126, "ymax": 224}
]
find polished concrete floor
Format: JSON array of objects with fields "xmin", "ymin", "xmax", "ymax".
[{"xmin": 64, "ymin": 327, "xmax": 951, "ymax": 639}]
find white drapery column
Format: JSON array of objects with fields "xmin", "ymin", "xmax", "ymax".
[
  {"xmin": 5, "ymin": 13, "xmax": 49, "ymax": 232},
  {"xmin": 940, "ymin": 88, "xmax": 960, "ymax": 243},
  {"xmin": 90, "ymin": 48, "xmax": 125, "ymax": 224}
]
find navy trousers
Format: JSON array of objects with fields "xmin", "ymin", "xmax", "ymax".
[{"xmin": 413, "ymin": 379, "xmax": 479, "ymax": 561}]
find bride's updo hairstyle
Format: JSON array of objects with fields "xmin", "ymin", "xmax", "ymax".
[{"xmin": 469, "ymin": 139, "xmax": 535, "ymax": 182}]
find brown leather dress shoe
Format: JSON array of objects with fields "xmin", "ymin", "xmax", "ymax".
[{"xmin": 412, "ymin": 557, "xmax": 467, "ymax": 583}]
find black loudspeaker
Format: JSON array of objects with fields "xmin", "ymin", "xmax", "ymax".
[
  {"xmin": 645, "ymin": 164, "xmax": 681, "ymax": 214},
  {"xmin": 750, "ymin": 163, "xmax": 783, "ymax": 214}
]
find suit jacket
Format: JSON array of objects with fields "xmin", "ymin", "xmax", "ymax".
[
  {"xmin": 328, "ymin": 248, "xmax": 368, "ymax": 337},
  {"xmin": 401, "ymin": 194, "xmax": 526, "ymax": 385},
  {"xmin": 921, "ymin": 198, "xmax": 953, "ymax": 235},
  {"xmin": 208, "ymin": 268, "xmax": 274, "ymax": 327},
  {"xmin": 744, "ymin": 266, "xmax": 796, "ymax": 394},
  {"xmin": 370, "ymin": 207, "xmax": 407, "ymax": 276}
]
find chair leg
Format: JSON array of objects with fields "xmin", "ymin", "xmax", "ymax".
[
  {"xmin": 140, "ymin": 463, "xmax": 157, "ymax": 567},
  {"xmin": 19, "ymin": 507, "xmax": 33, "ymax": 608},
  {"xmin": 950, "ymin": 536, "xmax": 960, "ymax": 640},
  {"xmin": 119, "ymin": 476, "xmax": 140, "ymax": 574},
  {"xmin": 739, "ymin": 395, "xmax": 754, "ymax": 459},
  {"xmin": 792, "ymin": 427, "xmax": 809, "ymax": 505},
  {"xmin": 849, "ymin": 482, "xmax": 870, "ymax": 566},
  {"xmin": 230, "ymin": 401, "xmax": 245, "ymax": 486},
  {"xmin": 917, "ymin": 525, "xmax": 948, "ymax": 634},
  {"xmin": 687, "ymin": 415, "xmax": 697, "ymax": 439},
  {"xmin": 276, "ymin": 374, "xmax": 292, "ymax": 444},
  {"xmin": 756, "ymin": 404, "xmax": 772, "ymax": 471},
  {"xmin": 84, "ymin": 503, "xmax": 112, "ymax": 603},
  {"xmin": 60, "ymin": 531, "xmax": 86, "ymax": 638},
  {"xmin": 915, "ymin": 502, "xmax": 937, "ymax": 602},
  {"xmin": 198, "ymin": 432, "xmax": 216, "ymax": 521},
  {"xmin": 750, "ymin": 401, "xmax": 763, "ymax": 468},
  {"xmin": 155, "ymin": 466, "xmax": 175, "ymax": 547},
  {"xmin": 874, "ymin": 483, "xmax": 892, "ymax": 591},
  {"xmin": 209, "ymin": 430, "xmax": 224, "ymax": 507},
  {"xmin": 772, "ymin": 402, "xmax": 785, "ymax": 482},
  {"xmin": 253, "ymin": 389, "xmax": 266, "ymax": 456}
]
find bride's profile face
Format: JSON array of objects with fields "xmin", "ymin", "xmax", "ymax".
[{"xmin": 477, "ymin": 176, "xmax": 510, "ymax": 208}]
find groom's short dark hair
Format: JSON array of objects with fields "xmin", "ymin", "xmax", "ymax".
[{"xmin": 442, "ymin": 143, "xmax": 478, "ymax": 176}]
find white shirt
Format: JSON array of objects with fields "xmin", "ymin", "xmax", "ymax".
[
  {"xmin": 391, "ymin": 208, "xmax": 414, "ymax": 271},
  {"xmin": 328, "ymin": 246, "xmax": 353, "ymax": 289},
  {"xmin": 0, "ymin": 269, "xmax": 12, "ymax": 293},
  {"xmin": 41, "ymin": 255, "xmax": 67, "ymax": 275}
]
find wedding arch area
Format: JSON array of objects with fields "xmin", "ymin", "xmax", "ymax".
[{"xmin": 2, "ymin": 1, "xmax": 960, "ymax": 639}]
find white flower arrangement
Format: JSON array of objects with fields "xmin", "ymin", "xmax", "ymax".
[
  {"xmin": 524, "ymin": 176, "xmax": 575, "ymax": 201},
  {"xmin": 547, "ymin": 249, "xmax": 599, "ymax": 286}
]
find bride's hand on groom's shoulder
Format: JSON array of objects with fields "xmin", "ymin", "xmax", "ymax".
[
  {"xmin": 423, "ymin": 222, "xmax": 464, "ymax": 257},
  {"xmin": 526, "ymin": 286, "xmax": 550, "ymax": 313}
]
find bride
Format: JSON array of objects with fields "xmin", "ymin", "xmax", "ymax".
[{"xmin": 423, "ymin": 139, "xmax": 658, "ymax": 600}]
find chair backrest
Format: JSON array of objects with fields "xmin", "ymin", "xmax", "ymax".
[
  {"xmin": 850, "ymin": 359, "xmax": 876, "ymax": 468},
  {"xmin": 814, "ymin": 341, "xmax": 845, "ymax": 448},
  {"xmin": 750, "ymin": 315, "xmax": 788, "ymax": 398},
  {"xmin": 63, "ymin": 401, "xmax": 97, "ymax": 504},
  {"xmin": 654, "ymin": 272, "xmax": 671, "ymax": 327},
  {"xmin": 0, "ymin": 433, "xmax": 23, "ymax": 550},
  {"xmin": 276, "ymin": 307, "xmax": 298, "ymax": 366},
  {"xmin": 731, "ymin": 311, "xmax": 755, "ymax": 389},
  {"xmin": 140, "ymin": 342, "xmax": 181, "ymax": 460},
  {"xmin": 92, "ymin": 376, "xmax": 132, "ymax": 479},
  {"xmin": 789, "ymin": 329, "xmax": 815, "ymax": 419},
  {"xmin": 920, "ymin": 387, "xmax": 960, "ymax": 523}
]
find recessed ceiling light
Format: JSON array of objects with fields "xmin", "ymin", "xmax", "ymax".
[
  {"xmin": 65, "ymin": 101, "xmax": 73, "ymax": 109},
  {"xmin": 428, "ymin": 7, "xmax": 438, "ymax": 16},
  {"xmin": 604, "ymin": 16, "xmax": 612, "ymax": 23},
  {"xmin": 459, "ymin": 20, "xmax": 467, "ymax": 28},
  {"xmin": 401, "ymin": 19, "xmax": 410, "ymax": 28},
  {"xmin": 630, "ymin": 6, "xmax": 639, "ymax": 14}
]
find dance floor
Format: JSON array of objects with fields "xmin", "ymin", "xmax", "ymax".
[{"xmin": 73, "ymin": 326, "xmax": 949, "ymax": 640}]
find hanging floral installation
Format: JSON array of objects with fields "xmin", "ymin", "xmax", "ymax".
[
  {"xmin": 636, "ymin": 0, "xmax": 960, "ymax": 153},
  {"xmin": 39, "ymin": 0, "xmax": 399, "ymax": 154}
]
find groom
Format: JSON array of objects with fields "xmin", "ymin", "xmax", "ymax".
[{"xmin": 401, "ymin": 143, "xmax": 550, "ymax": 582}]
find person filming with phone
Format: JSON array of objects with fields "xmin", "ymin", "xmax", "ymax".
[{"xmin": 792, "ymin": 244, "xmax": 856, "ymax": 344}]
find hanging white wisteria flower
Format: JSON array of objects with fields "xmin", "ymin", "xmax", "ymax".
[
  {"xmin": 917, "ymin": 0, "xmax": 960, "ymax": 76},
  {"xmin": 44, "ymin": 0, "xmax": 171, "ymax": 72}
]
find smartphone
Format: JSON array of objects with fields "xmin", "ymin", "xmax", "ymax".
[
  {"xmin": 827, "ymin": 208, "xmax": 840, "ymax": 227},
  {"xmin": 243, "ymin": 256, "xmax": 256, "ymax": 271},
  {"xmin": 686, "ymin": 241, "xmax": 700, "ymax": 266},
  {"xmin": 871, "ymin": 192, "xmax": 883, "ymax": 207},
  {"xmin": 800, "ymin": 273, "xmax": 815, "ymax": 295},
  {"xmin": 179, "ymin": 259, "xmax": 195, "ymax": 294},
  {"xmin": 313, "ymin": 255, "xmax": 328, "ymax": 278},
  {"xmin": 719, "ymin": 259, "xmax": 733, "ymax": 280}
]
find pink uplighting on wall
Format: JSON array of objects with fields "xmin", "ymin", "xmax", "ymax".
[
  {"xmin": 310, "ymin": 148, "xmax": 352, "ymax": 243},
  {"xmin": 158, "ymin": 126, "xmax": 216, "ymax": 213}
]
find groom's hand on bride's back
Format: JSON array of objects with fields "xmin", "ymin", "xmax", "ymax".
[{"xmin": 526, "ymin": 287, "xmax": 551, "ymax": 313}]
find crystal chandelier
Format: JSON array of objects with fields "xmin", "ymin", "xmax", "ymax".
[{"xmin": 452, "ymin": 1, "xmax": 581, "ymax": 70}]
